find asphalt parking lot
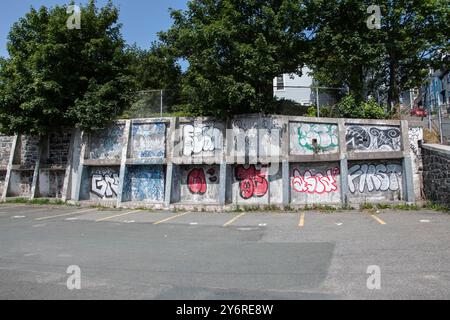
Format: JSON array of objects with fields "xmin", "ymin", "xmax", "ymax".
[{"xmin": 0, "ymin": 204, "xmax": 449, "ymax": 300}]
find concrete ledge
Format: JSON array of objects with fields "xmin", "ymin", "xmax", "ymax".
[
  {"xmin": 289, "ymin": 154, "xmax": 341, "ymax": 163},
  {"xmin": 83, "ymin": 160, "xmax": 122, "ymax": 166},
  {"xmin": 126, "ymin": 159, "xmax": 166, "ymax": 165},
  {"xmin": 347, "ymin": 151, "xmax": 404, "ymax": 161},
  {"xmin": 422, "ymin": 144, "xmax": 450, "ymax": 156}
]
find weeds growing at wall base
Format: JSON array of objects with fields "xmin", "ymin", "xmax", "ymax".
[{"xmin": 5, "ymin": 198, "xmax": 67, "ymax": 206}]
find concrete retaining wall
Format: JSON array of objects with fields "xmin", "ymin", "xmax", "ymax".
[
  {"xmin": 0, "ymin": 115, "xmax": 423, "ymax": 210},
  {"xmin": 422, "ymin": 144, "xmax": 450, "ymax": 208}
]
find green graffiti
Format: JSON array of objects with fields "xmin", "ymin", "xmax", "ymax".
[{"xmin": 298, "ymin": 124, "xmax": 339, "ymax": 152}]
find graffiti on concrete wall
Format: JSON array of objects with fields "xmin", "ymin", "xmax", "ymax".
[
  {"xmin": 348, "ymin": 163, "xmax": 402, "ymax": 193},
  {"xmin": 346, "ymin": 126, "xmax": 401, "ymax": 151},
  {"xmin": 235, "ymin": 165, "xmax": 268, "ymax": 199},
  {"xmin": 231, "ymin": 118, "xmax": 282, "ymax": 160},
  {"xmin": 409, "ymin": 127, "xmax": 423, "ymax": 166},
  {"xmin": 187, "ymin": 167, "xmax": 218, "ymax": 195},
  {"xmin": 292, "ymin": 167, "xmax": 340, "ymax": 194},
  {"xmin": 125, "ymin": 166, "xmax": 165, "ymax": 202},
  {"xmin": 91, "ymin": 168, "xmax": 120, "ymax": 199},
  {"xmin": 183, "ymin": 124, "xmax": 222, "ymax": 157},
  {"xmin": 89, "ymin": 125, "xmax": 124, "ymax": 160},
  {"xmin": 291, "ymin": 123, "xmax": 339, "ymax": 155},
  {"xmin": 131, "ymin": 123, "xmax": 166, "ymax": 159}
]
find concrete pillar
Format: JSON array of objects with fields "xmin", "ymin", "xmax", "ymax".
[
  {"xmin": 218, "ymin": 162, "xmax": 227, "ymax": 206},
  {"xmin": 339, "ymin": 158, "xmax": 349, "ymax": 206},
  {"xmin": 401, "ymin": 120, "xmax": 416, "ymax": 204},
  {"xmin": 403, "ymin": 155, "xmax": 416, "ymax": 204},
  {"xmin": 1, "ymin": 135, "xmax": 18, "ymax": 201},
  {"xmin": 282, "ymin": 160, "xmax": 290, "ymax": 206},
  {"xmin": 29, "ymin": 138, "xmax": 43, "ymax": 200},
  {"xmin": 72, "ymin": 131, "xmax": 86, "ymax": 202},
  {"xmin": 117, "ymin": 120, "xmax": 131, "ymax": 206},
  {"xmin": 164, "ymin": 162, "xmax": 173, "ymax": 208},
  {"xmin": 164, "ymin": 118, "xmax": 177, "ymax": 208},
  {"xmin": 338, "ymin": 119, "xmax": 349, "ymax": 206},
  {"xmin": 61, "ymin": 129, "xmax": 78, "ymax": 202}
]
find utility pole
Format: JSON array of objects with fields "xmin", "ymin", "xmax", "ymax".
[
  {"xmin": 160, "ymin": 89, "xmax": 163, "ymax": 119},
  {"xmin": 316, "ymin": 87, "xmax": 320, "ymax": 117}
]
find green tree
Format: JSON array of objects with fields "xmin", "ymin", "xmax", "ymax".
[
  {"xmin": 306, "ymin": 0, "xmax": 450, "ymax": 109},
  {"xmin": 128, "ymin": 44, "xmax": 182, "ymax": 94},
  {"xmin": 159, "ymin": 0, "xmax": 309, "ymax": 118},
  {"xmin": 0, "ymin": 0, "xmax": 132, "ymax": 135}
]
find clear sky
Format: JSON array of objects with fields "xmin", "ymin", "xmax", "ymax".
[{"xmin": 0, "ymin": 0, "xmax": 188, "ymax": 58}]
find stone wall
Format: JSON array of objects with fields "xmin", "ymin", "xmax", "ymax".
[
  {"xmin": 0, "ymin": 136, "xmax": 14, "ymax": 167},
  {"xmin": 20, "ymin": 136, "xmax": 40, "ymax": 166},
  {"xmin": 48, "ymin": 131, "xmax": 72, "ymax": 165},
  {"xmin": 422, "ymin": 144, "xmax": 450, "ymax": 208}
]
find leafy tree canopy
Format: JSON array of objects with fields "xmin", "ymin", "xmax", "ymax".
[
  {"xmin": 306, "ymin": 0, "xmax": 450, "ymax": 109},
  {"xmin": 0, "ymin": 0, "xmax": 132, "ymax": 135},
  {"xmin": 159, "ymin": 0, "xmax": 310, "ymax": 118}
]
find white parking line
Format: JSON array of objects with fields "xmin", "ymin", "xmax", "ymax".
[
  {"xmin": 96, "ymin": 210, "xmax": 142, "ymax": 222},
  {"xmin": 35, "ymin": 208, "xmax": 97, "ymax": 221}
]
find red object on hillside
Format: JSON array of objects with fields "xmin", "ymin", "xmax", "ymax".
[{"xmin": 410, "ymin": 108, "xmax": 428, "ymax": 117}]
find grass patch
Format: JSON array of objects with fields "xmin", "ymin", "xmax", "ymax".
[
  {"xmin": 360, "ymin": 203, "xmax": 374, "ymax": 210},
  {"xmin": 422, "ymin": 202, "xmax": 450, "ymax": 213},
  {"xmin": 392, "ymin": 204, "xmax": 418, "ymax": 211},
  {"xmin": 304, "ymin": 204, "xmax": 337, "ymax": 213},
  {"xmin": 5, "ymin": 198, "xmax": 66, "ymax": 206}
]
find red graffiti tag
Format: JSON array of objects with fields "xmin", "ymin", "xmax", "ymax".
[
  {"xmin": 235, "ymin": 165, "xmax": 269, "ymax": 199},
  {"xmin": 292, "ymin": 167, "xmax": 340, "ymax": 194},
  {"xmin": 187, "ymin": 168, "xmax": 207, "ymax": 195}
]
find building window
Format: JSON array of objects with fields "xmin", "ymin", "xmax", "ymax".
[{"xmin": 276, "ymin": 75, "xmax": 284, "ymax": 91}]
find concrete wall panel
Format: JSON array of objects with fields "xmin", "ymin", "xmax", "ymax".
[
  {"xmin": 80, "ymin": 166, "xmax": 120, "ymax": 201},
  {"xmin": 290, "ymin": 122, "xmax": 339, "ymax": 155},
  {"xmin": 181, "ymin": 121, "xmax": 224, "ymax": 159},
  {"xmin": 232, "ymin": 164, "xmax": 282, "ymax": 205},
  {"xmin": 8, "ymin": 171, "xmax": 34, "ymax": 197},
  {"xmin": 88, "ymin": 125, "xmax": 125, "ymax": 161},
  {"xmin": 230, "ymin": 117, "xmax": 283, "ymax": 162},
  {"xmin": 177, "ymin": 165, "xmax": 220, "ymax": 204},
  {"xmin": 347, "ymin": 161, "xmax": 404, "ymax": 203},
  {"xmin": 130, "ymin": 123, "xmax": 166, "ymax": 159},
  {"xmin": 290, "ymin": 162, "xmax": 341, "ymax": 205},
  {"xmin": 123, "ymin": 165, "xmax": 165, "ymax": 203},
  {"xmin": 38, "ymin": 170, "xmax": 65, "ymax": 198},
  {"xmin": 409, "ymin": 127, "xmax": 424, "ymax": 200},
  {"xmin": 346, "ymin": 125, "xmax": 402, "ymax": 152}
]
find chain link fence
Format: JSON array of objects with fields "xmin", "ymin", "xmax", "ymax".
[{"xmin": 121, "ymin": 89, "xmax": 177, "ymax": 119}]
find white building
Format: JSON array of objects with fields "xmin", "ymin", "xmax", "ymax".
[{"xmin": 273, "ymin": 67, "xmax": 338, "ymax": 106}]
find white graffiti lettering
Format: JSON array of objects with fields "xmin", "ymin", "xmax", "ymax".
[
  {"xmin": 183, "ymin": 125, "xmax": 221, "ymax": 156},
  {"xmin": 91, "ymin": 172, "xmax": 119, "ymax": 199},
  {"xmin": 348, "ymin": 164, "xmax": 402, "ymax": 193}
]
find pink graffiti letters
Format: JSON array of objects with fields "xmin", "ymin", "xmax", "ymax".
[
  {"xmin": 235, "ymin": 165, "xmax": 269, "ymax": 199},
  {"xmin": 292, "ymin": 167, "xmax": 340, "ymax": 194}
]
